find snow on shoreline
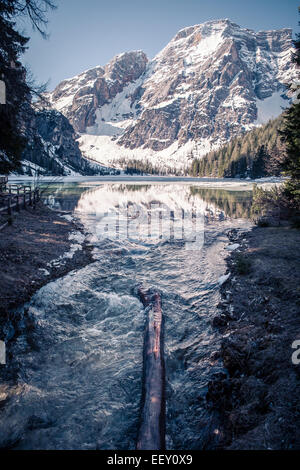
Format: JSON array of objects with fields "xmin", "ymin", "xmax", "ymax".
[
  {"xmin": 46, "ymin": 230, "xmax": 85, "ymax": 269},
  {"xmin": 8, "ymin": 174, "xmax": 285, "ymax": 189}
]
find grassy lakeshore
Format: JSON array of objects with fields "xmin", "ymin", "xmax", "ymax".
[{"xmin": 208, "ymin": 224, "xmax": 300, "ymax": 449}]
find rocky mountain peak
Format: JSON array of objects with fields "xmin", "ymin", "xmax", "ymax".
[
  {"xmin": 45, "ymin": 19, "xmax": 297, "ymax": 171},
  {"xmin": 105, "ymin": 51, "xmax": 148, "ymax": 83},
  {"xmin": 46, "ymin": 50, "xmax": 148, "ymax": 133}
]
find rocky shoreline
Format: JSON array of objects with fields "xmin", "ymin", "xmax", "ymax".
[
  {"xmin": 0, "ymin": 202, "xmax": 95, "ymax": 384},
  {"xmin": 1, "ymin": 201, "xmax": 300, "ymax": 450},
  {"xmin": 207, "ymin": 224, "xmax": 300, "ymax": 449}
]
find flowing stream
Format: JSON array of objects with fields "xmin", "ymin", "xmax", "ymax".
[{"xmin": 0, "ymin": 180, "xmax": 252, "ymax": 450}]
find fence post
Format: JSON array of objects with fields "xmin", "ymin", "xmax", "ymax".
[
  {"xmin": 29, "ymin": 188, "xmax": 32, "ymax": 206},
  {"xmin": 7, "ymin": 196, "xmax": 11, "ymax": 215},
  {"xmin": 16, "ymin": 195, "xmax": 20, "ymax": 212},
  {"xmin": 23, "ymin": 187, "xmax": 26, "ymax": 208}
]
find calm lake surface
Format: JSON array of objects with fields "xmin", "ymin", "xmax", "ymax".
[{"xmin": 0, "ymin": 180, "xmax": 252, "ymax": 449}]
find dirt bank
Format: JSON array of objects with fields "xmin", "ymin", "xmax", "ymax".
[
  {"xmin": 207, "ymin": 225, "xmax": 300, "ymax": 449},
  {"xmin": 0, "ymin": 202, "xmax": 94, "ymax": 382}
]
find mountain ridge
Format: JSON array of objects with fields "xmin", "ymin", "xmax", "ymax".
[{"xmin": 44, "ymin": 19, "xmax": 297, "ymax": 172}]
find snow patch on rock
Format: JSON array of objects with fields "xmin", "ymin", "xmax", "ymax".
[
  {"xmin": 218, "ymin": 273, "xmax": 231, "ymax": 286},
  {"xmin": 225, "ymin": 243, "xmax": 240, "ymax": 251},
  {"xmin": 47, "ymin": 231, "xmax": 85, "ymax": 268}
]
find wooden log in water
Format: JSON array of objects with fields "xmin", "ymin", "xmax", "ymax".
[{"xmin": 136, "ymin": 287, "xmax": 165, "ymax": 450}]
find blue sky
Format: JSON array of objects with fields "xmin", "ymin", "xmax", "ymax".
[{"xmin": 18, "ymin": 0, "xmax": 300, "ymax": 90}]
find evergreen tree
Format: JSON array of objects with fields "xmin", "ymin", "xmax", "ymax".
[
  {"xmin": 279, "ymin": 7, "xmax": 300, "ymax": 207},
  {"xmin": 251, "ymin": 145, "xmax": 267, "ymax": 179},
  {"xmin": 0, "ymin": 2, "xmax": 29, "ymax": 173},
  {"xmin": 189, "ymin": 114, "xmax": 286, "ymax": 179},
  {"xmin": 0, "ymin": 1, "xmax": 55, "ymax": 174}
]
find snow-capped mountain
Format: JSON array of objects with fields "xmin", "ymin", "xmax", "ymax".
[
  {"xmin": 46, "ymin": 19, "xmax": 297, "ymax": 170},
  {"xmin": 46, "ymin": 51, "xmax": 148, "ymax": 134},
  {"xmin": 21, "ymin": 108, "xmax": 102, "ymax": 176}
]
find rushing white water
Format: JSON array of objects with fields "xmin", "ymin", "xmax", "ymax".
[{"xmin": 0, "ymin": 182, "xmax": 252, "ymax": 450}]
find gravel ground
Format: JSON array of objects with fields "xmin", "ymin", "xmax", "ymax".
[{"xmin": 207, "ymin": 225, "xmax": 300, "ymax": 449}]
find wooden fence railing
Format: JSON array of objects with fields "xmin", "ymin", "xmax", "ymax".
[
  {"xmin": 0, "ymin": 185, "xmax": 40, "ymax": 230},
  {"xmin": 0, "ymin": 176, "xmax": 8, "ymax": 192}
]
